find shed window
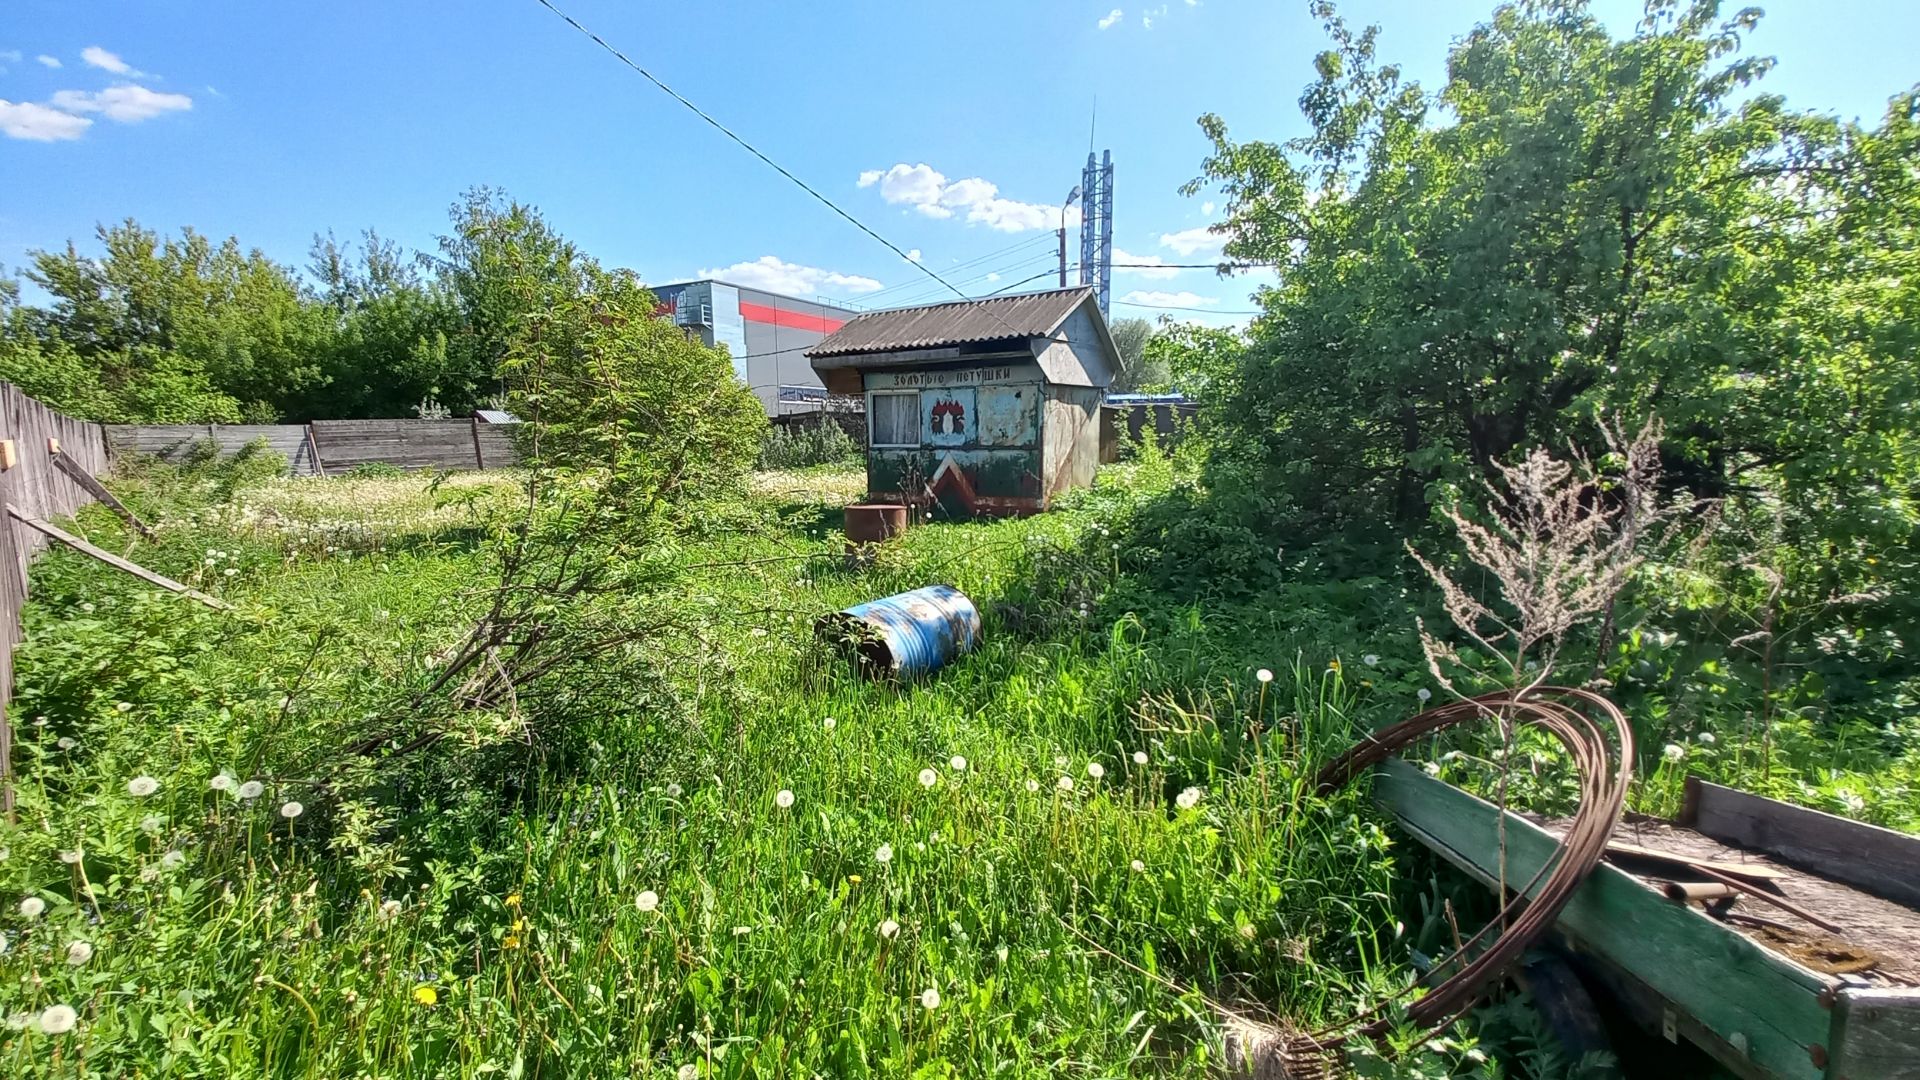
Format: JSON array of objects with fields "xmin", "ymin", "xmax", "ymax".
[{"xmin": 870, "ymin": 391, "xmax": 920, "ymax": 448}]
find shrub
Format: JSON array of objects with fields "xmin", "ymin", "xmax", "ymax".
[{"xmin": 757, "ymin": 420, "xmax": 861, "ymax": 470}]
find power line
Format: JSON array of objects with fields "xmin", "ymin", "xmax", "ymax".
[
  {"xmin": 853, "ymin": 235, "xmax": 1055, "ymax": 303},
  {"xmin": 531, "ymin": 0, "xmax": 977, "ymax": 307},
  {"xmin": 1114, "ymin": 299, "xmax": 1262, "ymax": 315}
]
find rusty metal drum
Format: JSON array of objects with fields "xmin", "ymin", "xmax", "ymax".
[{"xmin": 816, "ymin": 585, "xmax": 981, "ymax": 678}]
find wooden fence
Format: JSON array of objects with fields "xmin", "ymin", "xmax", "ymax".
[
  {"xmin": 0, "ymin": 382, "xmax": 111, "ymax": 813},
  {"xmin": 104, "ymin": 418, "xmax": 521, "ymax": 475}
]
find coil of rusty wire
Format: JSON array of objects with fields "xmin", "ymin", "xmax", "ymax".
[{"xmin": 1275, "ymin": 685, "xmax": 1634, "ymax": 1072}]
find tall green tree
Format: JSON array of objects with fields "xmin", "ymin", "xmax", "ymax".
[{"xmin": 1190, "ymin": 0, "xmax": 1919, "ymax": 557}]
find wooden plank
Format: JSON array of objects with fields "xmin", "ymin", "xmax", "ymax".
[
  {"xmin": 1683, "ymin": 777, "xmax": 1920, "ymax": 910},
  {"xmin": 1373, "ymin": 758, "xmax": 1835, "ymax": 1080},
  {"xmin": 1827, "ymin": 988, "xmax": 1920, "ymax": 1079},
  {"xmin": 50, "ymin": 451, "xmax": 154, "ymax": 539},
  {"xmin": 7, "ymin": 505, "xmax": 229, "ymax": 609}
]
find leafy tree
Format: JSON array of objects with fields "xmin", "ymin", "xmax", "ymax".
[
  {"xmin": 1189, "ymin": 0, "xmax": 1919, "ymax": 554},
  {"xmin": 305, "ymin": 230, "xmax": 458, "ymax": 420},
  {"xmin": 1107, "ymin": 317, "xmax": 1167, "ymax": 393}
]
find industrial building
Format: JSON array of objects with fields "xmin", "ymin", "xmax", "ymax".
[{"xmin": 647, "ymin": 279, "xmax": 860, "ymax": 415}]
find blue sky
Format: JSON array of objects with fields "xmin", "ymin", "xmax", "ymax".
[{"xmin": 3, "ymin": 1, "xmax": 1915, "ymax": 325}]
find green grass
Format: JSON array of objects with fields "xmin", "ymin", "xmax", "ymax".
[
  {"xmin": 0, "ymin": 466, "xmax": 1445, "ymax": 1078},
  {"xmin": 1, "ymin": 463, "xmax": 1911, "ymax": 1078}
]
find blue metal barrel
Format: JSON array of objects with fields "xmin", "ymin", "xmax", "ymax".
[{"xmin": 817, "ymin": 585, "xmax": 981, "ymax": 678}]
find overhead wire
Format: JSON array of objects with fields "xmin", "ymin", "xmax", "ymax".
[{"xmin": 530, "ymin": 0, "xmax": 985, "ymax": 310}]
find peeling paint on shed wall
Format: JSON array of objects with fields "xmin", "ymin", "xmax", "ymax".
[{"xmin": 864, "ymin": 363, "xmax": 1047, "ymax": 518}]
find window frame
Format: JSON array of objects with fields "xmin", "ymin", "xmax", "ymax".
[{"xmin": 868, "ymin": 389, "xmax": 922, "ymax": 449}]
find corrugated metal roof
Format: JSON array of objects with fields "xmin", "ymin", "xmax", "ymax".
[
  {"xmin": 807, "ymin": 287, "xmax": 1094, "ymax": 360},
  {"xmin": 474, "ymin": 409, "xmax": 520, "ymax": 424}
]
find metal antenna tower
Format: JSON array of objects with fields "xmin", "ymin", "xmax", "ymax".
[{"xmin": 1079, "ymin": 151, "xmax": 1114, "ymax": 317}]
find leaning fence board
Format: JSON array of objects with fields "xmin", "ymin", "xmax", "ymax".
[
  {"xmin": 8, "ymin": 506, "xmax": 228, "ymax": 609},
  {"xmin": 51, "ymin": 451, "xmax": 154, "ymax": 538},
  {"xmin": 1372, "ymin": 758, "xmax": 1834, "ymax": 1080},
  {"xmin": 1681, "ymin": 776, "xmax": 1920, "ymax": 911}
]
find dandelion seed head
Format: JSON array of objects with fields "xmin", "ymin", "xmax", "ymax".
[
  {"xmin": 140, "ymin": 815, "xmax": 163, "ymax": 835},
  {"xmin": 1086, "ymin": 762, "xmax": 1105, "ymax": 780},
  {"xmin": 18, "ymin": 897, "xmax": 45, "ymax": 919},
  {"xmin": 678, "ymin": 1066, "xmax": 699, "ymax": 1080},
  {"xmin": 1054, "ymin": 755, "xmax": 1067, "ymax": 769},
  {"xmin": 114, "ymin": 702, "xmax": 133, "ymax": 713},
  {"xmin": 948, "ymin": 755, "xmax": 967, "ymax": 772},
  {"xmin": 37, "ymin": 1004, "xmax": 77, "ymax": 1035},
  {"xmin": 1417, "ymin": 688, "xmax": 1433, "ymax": 703},
  {"xmin": 57, "ymin": 849, "xmax": 81, "ymax": 865},
  {"xmin": 636, "ymin": 890, "xmax": 660, "ymax": 913},
  {"xmin": 1175, "ymin": 786, "xmax": 1203, "ymax": 810},
  {"xmin": 1662, "ymin": 743, "xmax": 1686, "ymax": 763},
  {"xmin": 774, "ymin": 789, "xmax": 795, "ymax": 809},
  {"xmin": 1132, "ymin": 751, "xmax": 1148, "ymax": 765},
  {"xmin": 236, "ymin": 780, "xmax": 264, "ymax": 800},
  {"xmin": 280, "ymin": 801, "xmax": 304, "ymax": 819},
  {"xmin": 1130, "ymin": 859, "xmax": 1145, "ymax": 872},
  {"xmin": 822, "ymin": 717, "xmax": 836, "ymax": 731},
  {"xmin": 65, "ymin": 941, "xmax": 93, "ymax": 966},
  {"xmin": 160, "ymin": 850, "xmax": 185, "ymax": 870},
  {"xmin": 1256, "ymin": 668, "xmax": 1273, "ymax": 683},
  {"xmin": 920, "ymin": 987, "xmax": 941, "ymax": 1010},
  {"xmin": 127, "ymin": 776, "xmax": 159, "ymax": 797},
  {"xmin": 665, "ymin": 782, "xmax": 684, "ymax": 798},
  {"xmin": 1056, "ymin": 776, "xmax": 1074, "ymax": 792},
  {"xmin": 378, "ymin": 899, "xmax": 402, "ymax": 921},
  {"xmin": 918, "ymin": 768, "xmax": 938, "ymax": 788},
  {"xmin": 1024, "ymin": 778, "xmax": 1039, "ymax": 792},
  {"xmin": 1363, "ymin": 654, "xmax": 1380, "ymax": 667},
  {"xmin": 875, "ymin": 843, "xmax": 892, "ymax": 864},
  {"xmin": 210, "ymin": 773, "xmax": 236, "ymax": 792},
  {"xmin": 1696, "ymin": 732, "xmax": 1716, "ymax": 745},
  {"xmin": 56, "ymin": 737, "xmax": 77, "ymax": 751}
]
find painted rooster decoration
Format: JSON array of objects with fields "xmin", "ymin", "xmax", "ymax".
[{"xmin": 929, "ymin": 399, "xmax": 966, "ymax": 435}]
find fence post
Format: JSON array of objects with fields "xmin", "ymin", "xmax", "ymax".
[
  {"xmin": 471, "ymin": 417, "xmax": 485, "ymax": 470},
  {"xmin": 306, "ymin": 424, "xmax": 326, "ymax": 478}
]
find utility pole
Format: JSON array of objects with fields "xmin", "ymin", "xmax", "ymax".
[{"xmin": 1058, "ymin": 185, "xmax": 1082, "ymax": 287}]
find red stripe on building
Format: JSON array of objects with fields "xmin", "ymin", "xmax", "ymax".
[{"xmin": 738, "ymin": 301, "xmax": 845, "ymax": 335}]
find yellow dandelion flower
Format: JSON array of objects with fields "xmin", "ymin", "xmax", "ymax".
[
  {"xmin": 412, "ymin": 986, "xmax": 438, "ymax": 1007},
  {"xmin": 502, "ymin": 935, "xmax": 521, "ymax": 950},
  {"xmin": 505, "ymin": 893, "xmax": 522, "ymax": 908},
  {"xmin": 1328, "ymin": 659, "xmax": 1341, "ymax": 671},
  {"xmin": 847, "ymin": 874, "xmax": 862, "ymax": 885}
]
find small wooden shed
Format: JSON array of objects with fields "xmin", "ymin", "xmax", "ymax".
[{"xmin": 807, "ymin": 287, "xmax": 1118, "ymax": 519}]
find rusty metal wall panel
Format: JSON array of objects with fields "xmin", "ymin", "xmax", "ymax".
[{"xmin": 977, "ymin": 385, "xmax": 1039, "ymax": 447}]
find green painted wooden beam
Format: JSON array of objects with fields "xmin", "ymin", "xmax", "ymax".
[{"xmin": 1371, "ymin": 758, "xmax": 1835, "ymax": 1080}]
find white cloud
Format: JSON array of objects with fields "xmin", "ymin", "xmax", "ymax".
[
  {"xmin": 1159, "ymin": 225, "xmax": 1225, "ymax": 257},
  {"xmin": 697, "ymin": 256, "xmax": 884, "ymax": 297},
  {"xmin": 1111, "ymin": 247, "xmax": 1181, "ymax": 279},
  {"xmin": 51, "ymin": 85, "xmax": 192, "ymax": 123},
  {"xmin": 0, "ymin": 98, "xmax": 93, "ymax": 141},
  {"xmin": 858, "ymin": 162, "xmax": 1068, "ymax": 233},
  {"xmin": 80, "ymin": 46, "xmax": 134, "ymax": 74},
  {"xmin": 1098, "ymin": 9, "xmax": 1124, "ymax": 30},
  {"xmin": 36, "ymin": 54, "xmax": 62, "ymax": 68},
  {"xmin": 1200, "ymin": 200, "xmax": 1216, "ymax": 215},
  {"xmin": 985, "ymin": 272, "xmax": 1001, "ymax": 282},
  {"xmin": 906, "ymin": 248, "xmax": 922, "ymax": 263},
  {"xmin": 0, "ymin": 50, "xmax": 21, "ymax": 64},
  {"xmin": 1120, "ymin": 290, "xmax": 1217, "ymax": 308}
]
